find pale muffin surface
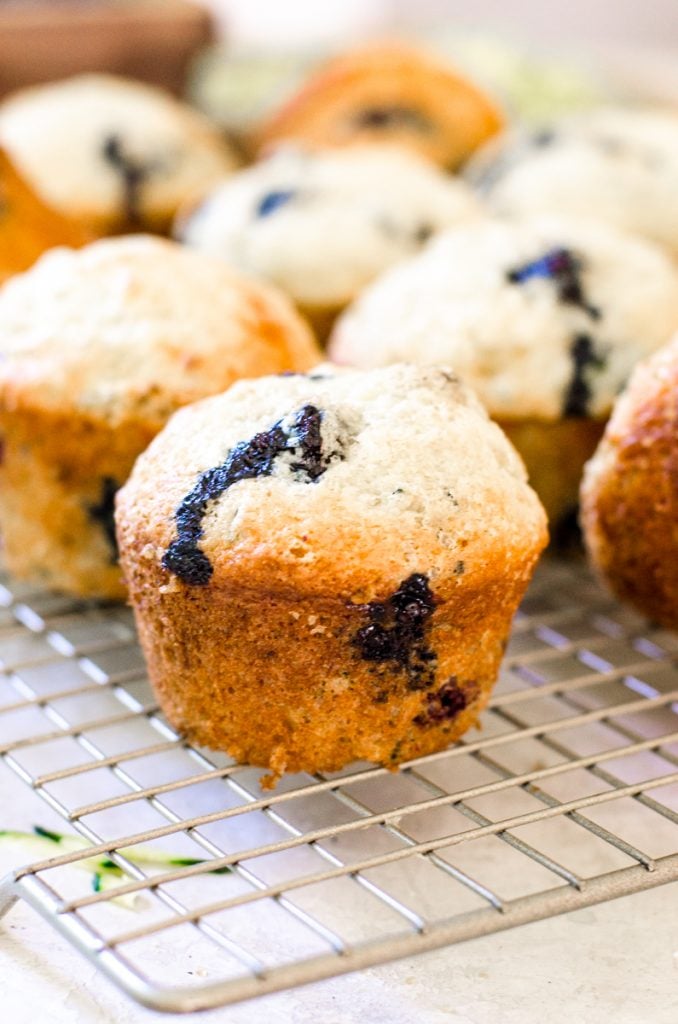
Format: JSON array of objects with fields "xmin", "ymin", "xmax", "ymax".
[
  {"xmin": 331, "ymin": 215, "xmax": 678, "ymax": 422},
  {"xmin": 0, "ymin": 235, "xmax": 319, "ymax": 599},
  {"xmin": 180, "ymin": 145, "xmax": 481, "ymax": 309},
  {"xmin": 0, "ymin": 234, "xmax": 319, "ymax": 427},
  {"xmin": 469, "ymin": 108, "xmax": 678, "ymax": 253},
  {"xmin": 0, "ymin": 74, "xmax": 237, "ymax": 231}
]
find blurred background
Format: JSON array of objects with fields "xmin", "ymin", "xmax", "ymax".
[
  {"xmin": 1, "ymin": 0, "xmax": 677, "ymax": 104},
  {"xmin": 206, "ymin": 0, "xmax": 678, "ymax": 52}
]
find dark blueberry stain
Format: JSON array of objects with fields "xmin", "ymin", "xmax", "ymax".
[
  {"xmin": 507, "ymin": 247, "xmax": 600, "ymax": 319},
  {"xmin": 256, "ymin": 189, "xmax": 296, "ymax": 218},
  {"xmin": 353, "ymin": 106, "xmax": 432, "ymax": 133},
  {"xmin": 414, "ymin": 676, "xmax": 470, "ymax": 726},
  {"xmin": 163, "ymin": 405, "xmax": 341, "ymax": 586},
  {"xmin": 101, "ymin": 134, "xmax": 156, "ymax": 226},
  {"xmin": 562, "ymin": 333, "xmax": 607, "ymax": 418},
  {"xmin": 351, "ymin": 573, "xmax": 437, "ymax": 690},
  {"xmin": 87, "ymin": 476, "xmax": 120, "ymax": 563}
]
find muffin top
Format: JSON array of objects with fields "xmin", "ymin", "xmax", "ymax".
[
  {"xmin": 253, "ymin": 41, "xmax": 504, "ymax": 170},
  {"xmin": 0, "ymin": 235, "xmax": 319, "ymax": 427},
  {"xmin": 330, "ymin": 216, "xmax": 678, "ymax": 421},
  {"xmin": 468, "ymin": 107, "xmax": 678, "ymax": 253},
  {"xmin": 582, "ymin": 331, "xmax": 678, "ymax": 493},
  {"xmin": 116, "ymin": 363, "xmax": 547, "ymax": 598},
  {"xmin": 178, "ymin": 145, "xmax": 482, "ymax": 308},
  {"xmin": 579, "ymin": 332, "xmax": 678, "ymax": 629},
  {"xmin": 0, "ymin": 74, "xmax": 237, "ymax": 232}
]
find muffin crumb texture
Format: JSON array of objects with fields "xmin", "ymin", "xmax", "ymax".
[
  {"xmin": 116, "ymin": 363, "xmax": 547, "ymax": 783},
  {"xmin": 0, "ymin": 235, "xmax": 319, "ymax": 599}
]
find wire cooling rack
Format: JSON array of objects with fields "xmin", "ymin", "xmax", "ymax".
[{"xmin": 0, "ymin": 559, "xmax": 677, "ymax": 1014}]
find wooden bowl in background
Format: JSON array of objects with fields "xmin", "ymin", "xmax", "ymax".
[{"xmin": 0, "ymin": 0, "xmax": 214, "ymax": 97}]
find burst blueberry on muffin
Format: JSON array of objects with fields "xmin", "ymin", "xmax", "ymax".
[
  {"xmin": 0, "ymin": 74, "xmax": 237, "ymax": 236},
  {"xmin": 581, "ymin": 334, "xmax": 678, "ymax": 630},
  {"xmin": 329, "ymin": 216, "xmax": 678, "ymax": 528},
  {"xmin": 178, "ymin": 144, "xmax": 482, "ymax": 339},
  {"xmin": 253, "ymin": 41, "xmax": 503, "ymax": 170},
  {"xmin": 0, "ymin": 235, "xmax": 320, "ymax": 599},
  {"xmin": 467, "ymin": 107, "xmax": 678, "ymax": 254},
  {"xmin": 116, "ymin": 363, "xmax": 547, "ymax": 783}
]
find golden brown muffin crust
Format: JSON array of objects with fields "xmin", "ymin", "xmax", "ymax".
[
  {"xmin": 0, "ymin": 148, "xmax": 90, "ymax": 284},
  {"xmin": 253, "ymin": 41, "xmax": 503, "ymax": 170},
  {"xmin": 581, "ymin": 337, "xmax": 678, "ymax": 628},
  {"xmin": 0, "ymin": 237, "xmax": 321, "ymax": 599},
  {"xmin": 117, "ymin": 364, "xmax": 547, "ymax": 782}
]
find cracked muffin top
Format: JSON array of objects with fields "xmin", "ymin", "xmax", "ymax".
[
  {"xmin": 116, "ymin": 362, "xmax": 547, "ymax": 599},
  {"xmin": 0, "ymin": 235, "xmax": 320, "ymax": 428},
  {"xmin": 329, "ymin": 215, "xmax": 678, "ymax": 421},
  {"xmin": 0, "ymin": 74, "xmax": 237, "ymax": 233}
]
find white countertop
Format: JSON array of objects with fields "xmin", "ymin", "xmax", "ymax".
[{"xmin": 1, "ymin": 761, "xmax": 676, "ymax": 1024}]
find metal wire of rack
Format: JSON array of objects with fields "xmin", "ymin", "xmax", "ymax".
[{"xmin": 0, "ymin": 558, "xmax": 677, "ymax": 1014}]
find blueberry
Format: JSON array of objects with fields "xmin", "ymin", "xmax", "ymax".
[
  {"xmin": 562, "ymin": 333, "xmax": 606, "ymax": 418},
  {"xmin": 352, "ymin": 573, "xmax": 438, "ymax": 690},
  {"xmin": 87, "ymin": 476, "xmax": 120, "ymax": 563},
  {"xmin": 414, "ymin": 676, "xmax": 471, "ymax": 726},
  {"xmin": 163, "ymin": 405, "xmax": 345, "ymax": 586},
  {"xmin": 101, "ymin": 134, "xmax": 153, "ymax": 226},
  {"xmin": 256, "ymin": 190, "xmax": 296, "ymax": 218},
  {"xmin": 507, "ymin": 247, "xmax": 600, "ymax": 319}
]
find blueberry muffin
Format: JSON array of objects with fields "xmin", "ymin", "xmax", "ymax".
[
  {"xmin": 178, "ymin": 145, "xmax": 482, "ymax": 340},
  {"xmin": 0, "ymin": 235, "xmax": 319, "ymax": 599},
  {"xmin": 253, "ymin": 41, "xmax": 504, "ymax": 171},
  {"xmin": 116, "ymin": 364, "xmax": 547, "ymax": 782},
  {"xmin": 468, "ymin": 108, "xmax": 678, "ymax": 254},
  {"xmin": 0, "ymin": 74, "xmax": 237, "ymax": 236},
  {"xmin": 581, "ymin": 335, "xmax": 678, "ymax": 630},
  {"xmin": 0, "ymin": 147, "xmax": 91, "ymax": 284},
  {"xmin": 330, "ymin": 216, "xmax": 678, "ymax": 528}
]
